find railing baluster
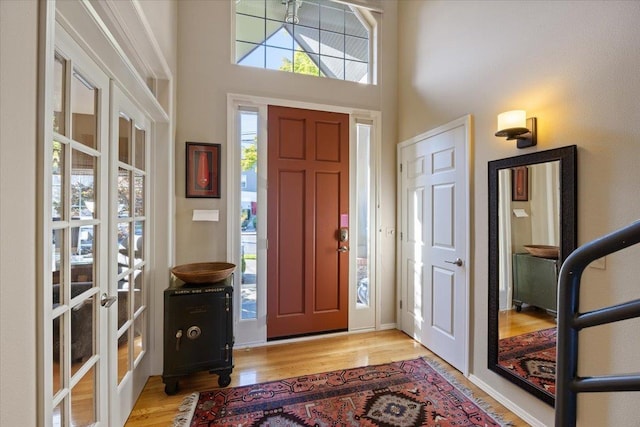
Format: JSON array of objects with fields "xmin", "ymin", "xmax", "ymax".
[{"xmin": 556, "ymin": 220, "xmax": 640, "ymax": 427}]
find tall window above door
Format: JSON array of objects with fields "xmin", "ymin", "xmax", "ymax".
[{"xmin": 234, "ymin": 0, "xmax": 373, "ymax": 84}]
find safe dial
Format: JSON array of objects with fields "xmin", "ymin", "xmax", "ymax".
[{"xmin": 186, "ymin": 326, "xmax": 201, "ymax": 339}]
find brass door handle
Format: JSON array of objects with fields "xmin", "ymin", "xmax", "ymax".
[{"xmin": 337, "ymin": 246, "xmax": 349, "ymax": 253}]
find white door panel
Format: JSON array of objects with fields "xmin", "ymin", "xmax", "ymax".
[
  {"xmin": 399, "ymin": 117, "xmax": 470, "ymax": 374},
  {"xmin": 399, "ymin": 142, "xmax": 429, "ymax": 340}
]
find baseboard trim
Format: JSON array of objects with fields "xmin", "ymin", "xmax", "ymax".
[{"xmin": 468, "ymin": 374, "xmax": 548, "ymax": 427}]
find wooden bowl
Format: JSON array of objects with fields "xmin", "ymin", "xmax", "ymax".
[
  {"xmin": 523, "ymin": 245, "xmax": 559, "ymax": 259},
  {"xmin": 171, "ymin": 262, "xmax": 236, "ymax": 284}
]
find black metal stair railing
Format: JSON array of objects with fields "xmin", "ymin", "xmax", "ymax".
[{"xmin": 556, "ymin": 220, "xmax": 640, "ymax": 426}]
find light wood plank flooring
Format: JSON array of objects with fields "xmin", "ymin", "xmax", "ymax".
[
  {"xmin": 499, "ymin": 306, "xmax": 556, "ymax": 339},
  {"xmin": 125, "ymin": 329, "xmax": 529, "ymax": 426}
]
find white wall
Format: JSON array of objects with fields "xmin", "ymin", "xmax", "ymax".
[
  {"xmin": 398, "ymin": 1, "xmax": 640, "ymax": 425},
  {"xmin": 175, "ymin": 0, "xmax": 399, "ymax": 326},
  {"xmin": 0, "ymin": 1, "xmax": 38, "ymax": 425}
]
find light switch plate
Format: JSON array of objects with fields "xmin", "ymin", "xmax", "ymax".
[{"xmin": 192, "ymin": 209, "xmax": 219, "ymax": 221}]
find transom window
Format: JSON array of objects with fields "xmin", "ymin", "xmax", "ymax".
[{"xmin": 235, "ymin": 0, "xmax": 372, "ymax": 83}]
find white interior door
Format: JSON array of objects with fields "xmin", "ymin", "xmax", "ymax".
[
  {"xmin": 399, "ymin": 141, "xmax": 429, "ymax": 340},
  {"xmin": 110, "ymin": 85, "xmax": 151, "ymax": 425},
  {"xmin": 398, "ymin": 116, "xmax": 470, "ymax": 374}
]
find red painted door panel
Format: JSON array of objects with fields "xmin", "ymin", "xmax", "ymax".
[{"xmin": 267, "ymin": 105, "xmax": 349, "ymax": 339}]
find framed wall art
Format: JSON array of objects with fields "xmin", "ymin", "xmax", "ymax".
[
  {"xmin": 511, "ymin": 166, "xmax": 529, "ymax": 201},
  {"xmin": 186, "ymin": 142, "xmax": 221, "ymax": 198}
]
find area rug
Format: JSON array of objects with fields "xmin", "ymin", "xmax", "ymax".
[
  {"xmin": 174, "ymin": 357, "xmax": 511, "ymax": 426},
  {"xmin": 498, "ymin": 327, "xmax": 556, "ymax": 395}
]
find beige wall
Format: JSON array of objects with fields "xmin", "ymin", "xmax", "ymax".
[
  {"xmin": 175, "ymin": 1, "xmax": 399, "ymax": 325},
  {"xmin": 0, "ymin": 1, "xmax": 38, "ymax": 425},
  {"xmin": 398, "ymin": 1, "xmax": 640, "ymax": 425}
]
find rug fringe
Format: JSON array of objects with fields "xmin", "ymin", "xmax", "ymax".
[
  {"xmin": 419, "ymin": 357, "xmax": 515, "ymax": 427},
  {"xmin": 172, "ymin": 392, "xmax": 199, "ymax": 427}
]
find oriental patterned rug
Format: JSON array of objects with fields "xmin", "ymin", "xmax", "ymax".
[
  {"xmin": 498, "ymin": 327, "xmax": 556, "ymax": 395},
  {"xmin": 174, "ymin": 357, "xmax": 512, "ymax": 426}
]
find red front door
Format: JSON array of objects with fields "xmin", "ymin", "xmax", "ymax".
[{"xmin": 267, "ymin": 105, "xmax": 349, "ymax": 339}]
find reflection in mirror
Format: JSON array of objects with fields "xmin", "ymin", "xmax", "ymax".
[{"xmin": 488, "ymin": 145, "xmax": 577, "ymax": 406}]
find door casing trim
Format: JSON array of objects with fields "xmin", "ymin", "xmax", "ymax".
[{"xmin": 226, "ymin": 93, "xmax": 382, "ymax": 347}]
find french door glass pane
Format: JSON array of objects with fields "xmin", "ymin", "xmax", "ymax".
[
  {"xmin": 118, "ymin": 168, "xmax": 130, "ymax": 218},
  {"xmin": 118, "ymin": 328, "xmax": 129, "ymax": 385},
  {"xmin": 52, "ymin": 228, "xmax": 64, "ymax": 307},
  {"xmin": 133, "ymin": 221, "xmax": 144, "ymax": 265},
  {"xmin": 71, "ymin": 150, "xmax": 96, "ymax": 219},
  {"xmin": 240, "ymin": 110, "xmax": 258, "ymax": 320},
  {"xmin": 134, "ymin": 127, "xmax": 145, "ymax": 170},
  {"xmin": 52, "ymin": 314, "xmax": 62, "ymax": 395},
  {"xmin": 118, "ymin": 222, "xmax": 131, "ymax": 274},
  {"xmin": 70, "ymin": 236, "xmax": 94, "ymax": 287},
  {"xmin": 118, "ymin": 272, "xmax": 131, "ymax": 331},
  {"xmin": 133, "ymin": 269, "xmax": 143, "ymax": 312},
  {"xmin": 118, "ymin": 114, "xmax": 131, "ymax": 164},
  {"xmin": 71, "ymin": 364, "xmax": 96, "ymax": 426},
  {"xmin": 133, "ymin": 313, "xmax": 144, "ymax": 362},
  {"xmin": 53, "ymin": 55, "xmax": 66, "ymax": 135},
  {"xmin": 52, "ymin": 141, "xmax": 65, "ymax": 220},
  {"xmin": 70, "ymin": 294, "xmax": 95, "ymax": 376},
  {"xmin": 52, "ymin": 400, "xmax": 64, "ymax": 427},
  {"xmin": 71, "ymin": 70, "xmax": 97, "ymax": 149},
  {"xmin": 134, "ymin": 174, "xmax": 144, "ymax": 217}
]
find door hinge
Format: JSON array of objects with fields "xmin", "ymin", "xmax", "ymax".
[
  {"xmin": 399, "ymin": 163, "xmax": 403, "ymax": 173},
  {"xmin": 400, "ymin": 231, "xmax": 403, "ymax": 241},
  {"xmin": 399, "ymin": 300, "xmax": 402, "ymax": 309}
]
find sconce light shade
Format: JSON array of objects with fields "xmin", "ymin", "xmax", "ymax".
[{"xmin": 495, "ymin": 110, "xmax": 537, "ymax": 148}]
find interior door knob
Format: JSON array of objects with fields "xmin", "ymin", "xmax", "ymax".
[{"xmin": 445, "ymin": 258, "xmax": 463, "ymax": 266}]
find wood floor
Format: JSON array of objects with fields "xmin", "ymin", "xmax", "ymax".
[
  {"xmin": 125, "ymin": 329, "xmax": 529, "ymax": 426},
  {"xmin": 499, "ymin": 306, "xmax": 556, "ymax": 339}
]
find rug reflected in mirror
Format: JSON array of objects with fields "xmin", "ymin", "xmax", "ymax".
[
  {"xmin": 174, "ymin": 357, "xmax": 511, "ymax": 426},
  {"xmin": 498, "ymin": 327, "xmax": 556, "ymax": 395}
]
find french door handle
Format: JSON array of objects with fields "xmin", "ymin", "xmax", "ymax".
[
  {"xmin": 100, "ymin": 293, "xmax": 117, "ymax": 308},
  {"xmin": 445, "ymin": 258, "xmax": 463, "ymax": 267}
]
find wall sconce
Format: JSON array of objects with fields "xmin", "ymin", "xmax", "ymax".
[{"xmin": 495, "ymin": 110, "xmax": 537, "ymax": 149}]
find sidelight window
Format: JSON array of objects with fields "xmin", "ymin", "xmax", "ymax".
[{"xmin": 239, "ymin": 110, "xmax": 258, "ymax": 320}]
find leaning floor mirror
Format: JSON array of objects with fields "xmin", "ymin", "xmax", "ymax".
[{"xmin": 488, "ymin": 145, "xmax": 577, "ymax": 405}]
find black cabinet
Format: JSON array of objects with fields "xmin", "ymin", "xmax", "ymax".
[
  {"xmin": 162, "ymin": 278, "xmax": 233, "ymax": 395},
  {"xmin": 513, "ymin": 253, "xmax": 558, "ymax": 314}
]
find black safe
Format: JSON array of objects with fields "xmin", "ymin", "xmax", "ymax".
[{"xmin": 162, "ymin": 277, "xmax": 233, "ymax": 395}]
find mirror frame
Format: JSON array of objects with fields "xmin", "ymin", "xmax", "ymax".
[{"xmin": 488, "ymin": 145, "xmax": 577, "ymax": 406}]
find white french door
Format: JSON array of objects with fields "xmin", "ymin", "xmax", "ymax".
[
  {"xmin": 398, "ymin": 116, "xmax": 470, "ymax": 374},
  {"xmin": 47, "ymin": 27, "xmax": 110, "ymax": 426},
  {"xmin": 110, "ymin": 85, "xmax": 151, "ymax": 425},
  {"xmin": 45, "ymin": 26, "xmax": 153, "ymax": 427}
]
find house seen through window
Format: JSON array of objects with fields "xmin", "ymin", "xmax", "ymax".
[{"xmin": 235, "ymin": 0, "xmax": 371, "ymax": 83}]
